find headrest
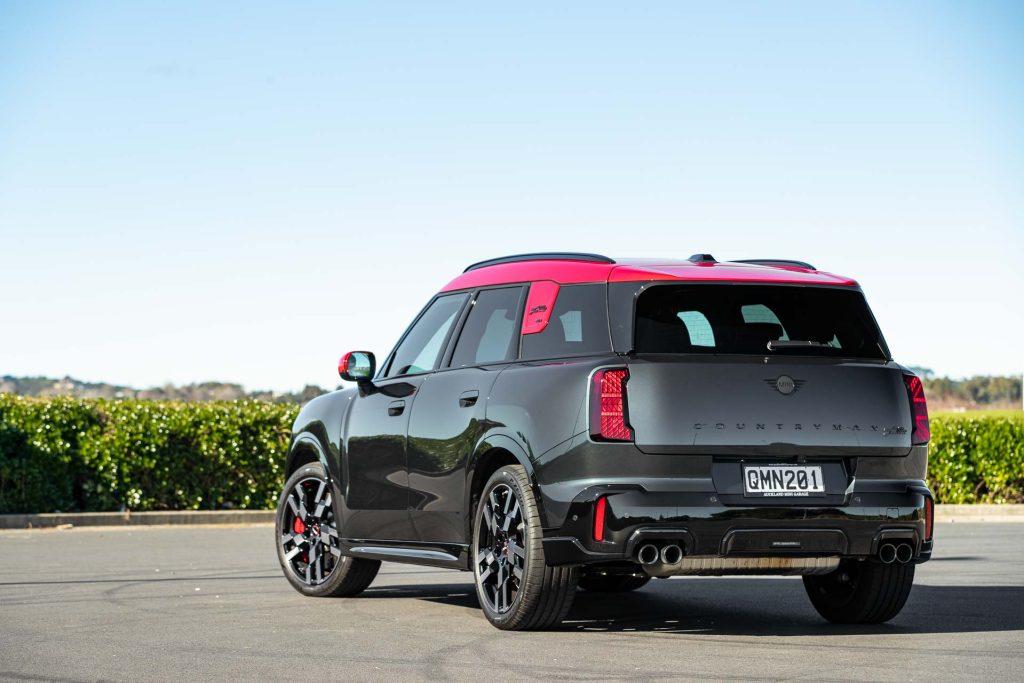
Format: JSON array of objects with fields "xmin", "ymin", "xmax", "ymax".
[
  {"xmin": 735, "ymin": 322, "xmax": 784, "ymax": 351},
  {"xmin": 635, "ymin": 315, "xmax": 692, "ymax": 353}
]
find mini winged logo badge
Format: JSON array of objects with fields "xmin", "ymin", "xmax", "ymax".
[{"xmin": 765, "ymin": 375, "xmax": 805, "ymax": 395}]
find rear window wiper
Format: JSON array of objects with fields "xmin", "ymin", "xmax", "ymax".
[{"xmin": 767, "ymin": 339, "xmax": 832, "ymax": 351}]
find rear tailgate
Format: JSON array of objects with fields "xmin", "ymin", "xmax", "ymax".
[{"xmin": 626, "ymin": 357, "xmax": 912, "ymax": 457}]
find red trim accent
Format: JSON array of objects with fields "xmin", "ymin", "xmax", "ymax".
[
  {"xmin": 903, "ymin": 374, "xmax": 930, "ymax": 445},
  {"xmin": 924, "ymin": 496, "xmax": 934, "ymax": 542},
  {"xmin": 522, "ymin": 281, "xmax": 560, "ymax": 335},
  {"xmin": 590, "ymin": 368, "xmax": 633, "ymax": 441},
  {"xmin": 338, "ymin": 352, "xmax": 354, "ymax": 378},
  {"xmin": 593, "ymin": 496, "xmax": 607, "ymax": 542},
  {"xmin": 440, "ymin": 259, "xmax": 858, "ymax": 291}
]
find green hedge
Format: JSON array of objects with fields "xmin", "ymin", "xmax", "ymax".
[
  {"xmin": 928, "ymin": 413, "xmax": 1024, "ymax": 504},
  {"xmin": 0, "ymin": 396, "xmax": 297, "ymax": 514},
  {"xmin": 1, "ymin": 396, "xmax": 1022, "ymax": 513}
]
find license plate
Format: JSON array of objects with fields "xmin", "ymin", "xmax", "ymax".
[{"xmin": 743, "ymin": 464, "xmax": 825, "ymax": 497}]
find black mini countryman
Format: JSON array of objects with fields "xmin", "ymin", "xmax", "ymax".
[{"xmin": 275, "ymin": 253, "xmax": 934, "ymax": 630}]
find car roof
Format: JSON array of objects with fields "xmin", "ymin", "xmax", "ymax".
[{"xmin": 441, "ymin": 254, "xmax": 858, "ymax": 292}]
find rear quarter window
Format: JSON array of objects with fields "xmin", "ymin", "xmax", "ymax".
[{"xmin": 521, "ymin": 283, "xmax": 611, "ymax": 360}]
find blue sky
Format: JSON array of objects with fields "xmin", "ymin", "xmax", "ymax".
[{"xmin": 1, "ymin": 2, "xmax": 1022, "ymax": 392}]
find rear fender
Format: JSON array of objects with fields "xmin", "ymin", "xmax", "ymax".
[{"xmin": 465, "ymin": 433, "xmax": 541, "ymax": 531}]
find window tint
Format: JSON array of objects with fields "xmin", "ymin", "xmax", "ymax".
[
  {"xmin": 741, "ymin": 304, "xmax": 789, "ymax": 340},
  {"xmin": 521, "ymin": 284, "xmax": 611, "ymax": 359},
  {"xmin": 450, "ymin": 287, "xmax": 522, "ymax": 367},
  {"xmin": 385, "ymin": 294, "xmax": 468, "ymax": 378},
  {"xmin": 635, "ymin": 285, "xmax": 887, "ymax": 359},
  {"xmin": 677, "ymin": 311, "xmax": 715, "ymax": 347}
]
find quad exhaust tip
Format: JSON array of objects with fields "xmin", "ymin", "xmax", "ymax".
[
  {"xmin": 879, "ymin": 543, "xmax": 897, "ymax": 564},
  {"xmin": 879, "ymin": 542, "xmax": 914, "ymax": 564},
  {"xmin": 638, "ymin": 543, "xmax": 660, "ymax": 565},
  {"xmin": 637, "ymin": 542, "xmax": 684, "ymax": 566},
  {"xmin": 895, "ymin": 543, "xmax": 913, "ymax": 564},
  {"xmin": 660, "ymin": 544, "xmax": 683, "ymax": 565}
]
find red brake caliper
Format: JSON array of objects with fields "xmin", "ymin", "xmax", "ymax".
[{"xmin": 293, "ymin": 517, "xmax": 305, "ymax": 534}]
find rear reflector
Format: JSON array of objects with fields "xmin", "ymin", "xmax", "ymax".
[
  {"xmin": 903, "ymin": 374, "xmax": 931, "ymax": 445},
  {"xmin": 590, "ymin": 368, "xmax": 633, "ymax": 441},
  {"xmin": 924, "ymin": 496, "xmax": 934, "ymax": 542},
  {"xmin": 593, "ymin": 496, "xmax": 607, "ymax": 542}
]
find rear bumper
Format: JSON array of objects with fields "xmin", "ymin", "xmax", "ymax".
[{"xmin": 541, "ymin": 480, "xmax": 933, "ymax": 567}]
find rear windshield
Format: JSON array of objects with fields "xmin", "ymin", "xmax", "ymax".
[{"xmin": 634, "ymin": 284, "xmax": 888, "ymax": 359}]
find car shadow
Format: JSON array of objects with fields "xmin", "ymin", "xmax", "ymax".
[
  {"xmin": 362, "ymin": 578, "xmax": 1024, "ymax": 636},
  {"xmin": 362, "ymin": 582, "xmax": 480, "ymax": 610},
  {"xmin": 567, "ymin": 579, "xmax": 1024, "ymax": 635}
]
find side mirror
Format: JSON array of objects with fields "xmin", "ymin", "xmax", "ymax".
[{"xmin": 338, "ymin": 351, "xmax": 376, "ymax": 384}]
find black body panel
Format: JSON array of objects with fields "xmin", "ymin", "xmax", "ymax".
[
  {"xmin": 540, "ymin": 478, "xmax": 932, "ymax": 565},
  {"xmin": 626, "ymin": 356, "xmax": 913, "ymax": 456},
  {"xmin": 284, "ymin": 276, "xmax": 933, "ymax": 573},
  {"xmin": 407, "ymin": 365, "xmax": 503, "ymax": 544},
  {"xmin": 342, "ymin": 377, "xmax": 424, "ymax": 540}
]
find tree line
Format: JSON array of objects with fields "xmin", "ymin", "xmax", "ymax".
[{"xmin": 908, "ymin": 369, "xmax": 1022, "ymax": 410}]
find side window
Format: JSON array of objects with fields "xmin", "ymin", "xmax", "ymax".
[
  {"xmin": 385, "ymin": 294, "xmax": 468, "ymax": 378},
  {"xmin": 449, "ymin": 287, "xmax": 523, "ymax": 367},
  {"xmin": 521, "ymin": 284, "xmax": 610, "ymax": 360},
  {"xmin": 677, "ymin": 311, "xmax": 715, "ymax": 347}
]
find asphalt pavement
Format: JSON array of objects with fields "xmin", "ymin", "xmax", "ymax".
[{"xmin": 1, "ymin": 522, "xmax": 1022, "ymax": 682}]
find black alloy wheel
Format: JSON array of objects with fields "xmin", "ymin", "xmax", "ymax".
[
  {"xmin": 475, "ymin": 483, "xmax": 527, "ymax": 614},
  {"xmin": 275, "ymin": 463, "xmax": 380, "ymax": 597},
  {"xmin": 472, "ymin": 465, "xmax": 578, "ymax": 630},
  {"xmin": 279, "ymin": 473, "xmax": 341, "ymax": 586}
]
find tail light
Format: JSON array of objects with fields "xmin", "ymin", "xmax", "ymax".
[
  {"xmin": 924, "ymin": 495, "xmax": 934, "ymax": 542},
  {"xmin": 590, "ymin": 368, "xmax": 633, "ymax": 441},
  {"xmin": 593, "ymin": 496, "xmax": 607, "ymax": 542},
  {"xmin": 902, "ymin": 373, "xmax": 930, "ymax": 445}
]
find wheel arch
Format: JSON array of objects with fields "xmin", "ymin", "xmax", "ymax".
[
  {"xmin": 286, "ymin": 433, "xmax": 330, "ymax": 479},
  {"xmin": 464, "ymin": 434, "xmax": 540, "ymax": 541},
  {"xmin": 283, "ymin": 388, "xmax": 353, "ymax": 483}
]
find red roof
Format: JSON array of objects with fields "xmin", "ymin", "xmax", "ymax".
[{"xmin": 441, "ymin": 258, "xmax": 858, "ymax": 292}]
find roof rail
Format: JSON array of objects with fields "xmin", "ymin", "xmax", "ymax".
[
  {"xmin": 732, "ymin": 258, "xmax": 817, "ymax": 271},
  {"xmin": 463, "ymin": 252, "xmax": 616, "ymax": 273}
]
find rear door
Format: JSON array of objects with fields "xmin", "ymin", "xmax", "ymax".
[
  {"xmin": 624, "ymin": 283, "xmax": 910, "ymax": 456},
  {"xmin": 626, "ymin": 357, "xmax": 912, "ymax": 456},
  {"xmin": 406, "ymin": 286, "xmax": 525, "ymax": 545},
  {"xmin": 341, "ymin": 292, "xmax": 468, "ymax": 541},
  {"xmin": 623, "ymin": 283, "xmax": 909, "ymax": 505}
]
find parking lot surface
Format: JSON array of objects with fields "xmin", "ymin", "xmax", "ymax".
[{"xmin": 1, "ymin": 522, "xmax": 1022, "ymax": 682}]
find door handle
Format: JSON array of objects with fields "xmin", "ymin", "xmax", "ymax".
[
  {"xmin": 458, "ymin": 390, "xmax": 480, "ymax": 408},
  {"xmin": 388, "ymin": 400, "xmax": 406, "ymax": 416}
]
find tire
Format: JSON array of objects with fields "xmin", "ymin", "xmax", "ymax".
[
  {"xmin": 275, "ymin": 463, "xmax": 380, "ymax": 598},
  {"xmin": 803, "ymin": 559, "xmax": 915, "ymax": 624},
  {"xmin": 578, "ymin": 573, "xmax": 651, "ymax": 593},
  {"xmin": 472, "ymin": 465, "xmax": 579, "ymax": 630}
]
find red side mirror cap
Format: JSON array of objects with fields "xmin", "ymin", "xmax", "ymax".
[{"xmin": 339, "ymin": 351, "xmax": 375, "ymax": 382}]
